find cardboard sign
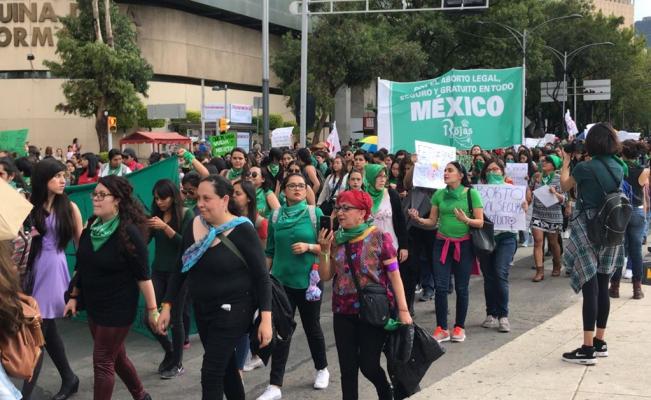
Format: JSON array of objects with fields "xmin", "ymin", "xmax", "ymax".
[
  {"xmin": 209, "ymin": 132, "xmax": 236, "ymax": 157},
  {"xmin": 474, "ymin": 184, "xmax": 527, "ymax": 231},
  {"xmin": 0, "ymin": 129, "xmax": 28, "ymax": 156}
]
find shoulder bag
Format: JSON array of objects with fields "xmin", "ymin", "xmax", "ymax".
[
  {"xmin": 345, "ymin": 243, "xmax": 391, "ymax": 328},
  {"xmin": 466, "ymin": 189, "xmax": 495, "ymax": 254}
]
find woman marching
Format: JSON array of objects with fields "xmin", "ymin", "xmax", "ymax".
[
  {"xmin": 317, "ymin": 190, "xmax": 412, "ymax": 400},
  {"xmin": 530, "ymin": 154, "xmax": 565, "ymax": 282},
  {"xmin": 408, "ymin": 161, "xmax": 484, "ymax": 343},
  {"xmin": 478, "ymin": 159, "xmax": 527, "ymax": 333},
  {"xmin": 222, "ymin": 148, "xmax": 249, "ymax": 183},
  {"xmin": 560, "ymin": 123, "xmax": 625, "ymax": 365},
  {"xmin": 146, "ymin": 179, "xmax": 194, "ymax": 379},
  {"xmin": 64, "ymin": 176, "xmax": 158, "ymax": 400},
  {"xmin": 158, "ymin": 175, "xmax": 272, "ymax": 399},
  {"xmin": 246, "ymin": 166, "xmax": 281, "ymax": 218},
  {"xmin": 257, "ymin": 173, "xmax": 329, "ymax": 400},
  {"xmin": 77, "ymin": 153, "xmax": 100, "ymax": 185},
  {"xmin": 22, "ymin": 158, "xmax": 83, "ymax": 400},
  {"xmin": 317, "ymin": 155, "xmax": 348, "ymax": 215}
]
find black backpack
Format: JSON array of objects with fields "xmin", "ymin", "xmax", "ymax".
[{"xmin": 581, "ymin": 159, "xmax": 632, "ymax": 247}]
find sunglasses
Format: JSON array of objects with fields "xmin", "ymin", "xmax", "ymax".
[
  {"xmin": 181, "ymin": 189, "xmax": 196, "ymax": 195},
  {"xmin": 288, "ymin": 169, "xmax": 301, "ymax": 174},
  {"xmin": 245, "ymin": 172, "xmax": 259, "ymax": 178}
]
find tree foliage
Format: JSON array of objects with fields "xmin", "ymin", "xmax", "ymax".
[{"xmin": 44, "ymin": 0, "xmax": 153, "ymax": 151}]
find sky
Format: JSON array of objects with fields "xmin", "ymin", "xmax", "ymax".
[{"xmin": 635, "ymin": 1, "xmax": 651, "ymax": 21}]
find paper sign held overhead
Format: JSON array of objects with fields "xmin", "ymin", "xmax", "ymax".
[
  {"xmin": 271, "ymin": 127, "xmax": 294, "ymax": 148},
  {"xmin": 412, "ymin": 140, "xmax": 456, "ymax": 189},
  {"xmin": 505, "ymin": 163, "xmax": 529, "ymax": 187}
]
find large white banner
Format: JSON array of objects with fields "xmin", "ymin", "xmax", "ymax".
[
  {"xmin": 271, "ymin": 127, "xmax": 293, "ymax": 148},
  {"xmin": 413, "ymin": 140, "xmax": 456, "ymax": 189},
  {"xmin": 474, "ymin": 184, "xmax": 527, "ymax": 231}
]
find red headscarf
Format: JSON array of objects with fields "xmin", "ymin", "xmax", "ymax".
[{"xmin": 337, "ymin": 190, "xmax": 373, "ymax": 221}]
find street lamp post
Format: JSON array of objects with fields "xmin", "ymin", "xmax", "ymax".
[
  {"xmin": 543, "ymin": 42, "xmax": 614, "ymax": 125},
  {"xmin": 477, "ymin": 14, "xmax": 582, "ymax": 142},
  {"xmin": 212, "ymin": 84, "xmax": 229, "ymax": 121}
]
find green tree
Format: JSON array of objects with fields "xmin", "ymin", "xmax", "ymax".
[
  {"xmin": 44, "ymin": 0, "xmax": 153, "ymax": 151},
  {"xmin": 272, "ymin": 14, "xmax": 427, "ymax": 144}
]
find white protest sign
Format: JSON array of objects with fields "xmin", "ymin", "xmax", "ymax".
[
  {"xmin": 540, "ymin": 133, "xmax": 556, "ymax": 145},
  {"xmin": 524, "ymin": 138, "xmax": 541, "ymax": 148},
  {"xmin": 413, "ymin": 140, "xmax": 456, "ymax": 189},
  {"xmin": 230, "ymin": 104, "xmax": 253, "ymax": 124},
  {"xmin": 271, "ymin": 127, "xmax": 293, "ymax": 148},
  {"xmin": 474, "ymin": 184, "xmax": 527, "ymax": 231},
  {"xmin": 237, "ymin": 132, "xmax": 250, "ymax": 152},
  {"xmin": 202, "ymin": 103, "xmax": 225, "ymax": 120},
  {"xmin": 505, "ymin": 163, "xmax": 529, "ymax": 187},
  {"xmin": 533, "ymin": 185, "xmax": 559, "ymax": 208},
  {"xmin": 618, "ymin": 131, "xmax": 641, "ymax": 142}
]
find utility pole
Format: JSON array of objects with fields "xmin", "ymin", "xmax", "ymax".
[
  {"xmin": 262, "ymin": 0, "xmax": 271, "ymax": 150},
  {"xmin": 201, "ymin": 79, "xmax": 205, "ymax": 141},
  {"xmin": 299, "ymin": 1, "xmax": 309, "ymax": 147}
]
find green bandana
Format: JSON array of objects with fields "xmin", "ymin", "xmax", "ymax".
[
  {"xmin": 276, "ymin": 199, "xmax": 308, "ymax": 228},
  {"xmin": 184, "ymin": 198, "xmax": 197, "ymax": 210},
  {"xmin": 90, "ymin": 215, "xmax": 120, "ymax": 251},
  {"xmin": 486, "ymin": 172, "xmax": 505, "ymax": 184},
  {"xmin": 596, "ymin": 155, "xmax": 629, "ymax": 177},
  {"xmin": 335, "ymin": 222, "xmax": 372, "ymax": 245},
  {"xmin": 474, "ymin": 159, "xmax": 485, "ymax": 171},
  {"xmin": 364, "ymin": 164, "xmax": 386, "ymax": 214},
  {"xmin": 443, "ymin": 184, "xmax": 466, "ymax": 201},
  {"xmin": 389, "ymin": 176, "xmax": 398, "ymax": 186},
  {"xmin": 256, "ymin": 188, "xmax": 269, "ymax": 216},
  {"xmin": 108, "ymin": 165, "xmax": 123, "ymax": 176},
  {"xmin": 227, "ymin": 168, "xmax": 243, "ymax": 181},
  {"xmin": 268, "ymin": 163, "xmax": 280, "ymax": 177},
  {"xmin": 541, "ymin": 172, "xmax": 554, "ymax": 186}
]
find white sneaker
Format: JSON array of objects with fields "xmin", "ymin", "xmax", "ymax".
[
  {"xmin": 623, "ymin": 269, "xmax": 633, "ymax": 280},
  {"xmin": 313, "ymin": 368, "xmax": 330, "ymax": 389},
  {"xmin": 481, "ymin": 315, "xmax": 498, "ymax": 329},
  {"xmin": 243, "ymin": 356, "xmax": 264, "ymax": 372},
  {"xmin": 256, "ymin": 385, "xmax": 282, "ymax": 400}
]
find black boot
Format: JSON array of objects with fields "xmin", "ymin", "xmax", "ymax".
[{"xmin": 51, "ymin": 375, "xmax": 79, "ymax": 400}]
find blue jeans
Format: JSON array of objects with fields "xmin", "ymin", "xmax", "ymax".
[
  {"xmin": 479, "ymin": 235, "xmax": 517, "ymax": 318},
  {"xmin": 432, "ymin": 239, "xmax": 474, "ymax": 330},
  {"xmin": 612, "ymin": 207, "xmax": 646, "ymax": 283}
]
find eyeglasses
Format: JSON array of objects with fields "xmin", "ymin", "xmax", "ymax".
[
  {"xmin": 288, "ymin": 169, "xmax": 301, "ymax": 174},
  {"xmin": 90, "ymin": 191, "xmax": 113, "ymax": 200},
  {"xmin": 246, "ymin": 172, "xmax": 259, "ymax": 178},
  {"xmin": 286, "ymin": 183, "xmax": 306, "ymax": 190},
  {"xmin": 181, "ymin": 189, "xmax": 196, "ymax": 195},
  {"xmin": 334, "ymin": 205, "xmax": 359, "ymax": 213}
]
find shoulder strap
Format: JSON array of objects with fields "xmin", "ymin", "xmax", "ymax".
[
  {"xmin": 218, "ymin": 233, "xmax": 248, "ymax": 270},
  {"xmin": 466, "ymin": 188, "xmax": 473, "ymax": 213},
  {"xmin": 307, "ymin": 205, "xmax": 317, "ymax": 232},
  {"xmin": 596, "ymin": 158, "xmax": 621, "ymax": 187},
  {"xmin": 271, "ymin": 209, "xmax": 280, "ymax": 224},
  {"xmin": 344, "ymin": 244, "xmax": 364, "ymax": 294}
]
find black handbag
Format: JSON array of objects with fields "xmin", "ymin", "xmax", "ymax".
[
  {"xmin": 345, "ymin": 244, "xmax": 391, "ymax": 328},
  {"xmin": 466, "ymin": 189, "xmax": 495, "ymax": 254},
  {"xmin": 319, "ymin": 175, "xmax": 344, "ymax": 216}
]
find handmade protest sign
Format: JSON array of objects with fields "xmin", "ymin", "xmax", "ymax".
[
  {"xmin": 0, "ymin": 129, "xmax": 28, "ymax": 156},
  {"xmin": 271, "ymin": 127, "xmax": 293, "ymax": 148},
  {"xmin": 505, "ymin": 163, "xmax": 529, "ymax": 187},
  {"xmin": 377, "ymin": 67, "xmax": 523, "ymax": 153},
  {"xmin": 474, "ymin": 184, "xmax": 527, "ymax": 231},
  {"xmin": 413, "ymin": 140, "xmax": 456, "ymax": 189},
  {"xmin": 209, "ymin": 132, "xmax": 236, "ymax": 157}
]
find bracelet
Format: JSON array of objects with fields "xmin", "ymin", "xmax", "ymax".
[
  {"xmin": 308, "ymin": 244, "xmax": 313, "ymax": 252},
  {"xmin": 146, "ymin": 306, "xmax": 157, "ymax": 311},
  {"xmin": 183, "ymin": 151, "xmax": 195, "ymax": 163},
  {"xmin": 68, "ymin": 294, "xmax": 78, "ymax": 300},
  {"xmin": 398, "ymin": 308, "xmax": 409, "ymax": 312},
  {"xmin": 161, "ymin": 302, "xmax": 172, "ymax": 310},
  {"xmin": 320, "ymin": 251, "xmax": 330, "ymax": 257}
]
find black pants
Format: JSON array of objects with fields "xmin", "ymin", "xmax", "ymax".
[
  {"xmin": 333, "ymin": 314, "xmax": 392, "ymax": 400},
  {"xmin": 405, "ymin": 229, "xmax": 435, "ymax": 310},
  {"xmin": 582, "ymin": 273, "xmax": 611, "ymax": 332},
  {"xmin": 195, "ymin": 301, "xmax": 253, "ymax": 400},
  {"xmin": 270, "ymin": 284, "xmax": 327, "ymax": 387},
  {"xmin": 146, "ymin": 271, "xmax": 189, "ymax": 367},
  {"xmin": 22, "ymin": 319, "xmax": 75, "ymax": 399}
]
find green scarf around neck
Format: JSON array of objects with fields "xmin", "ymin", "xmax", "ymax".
[
  {"xmin": 364, "ymin": 164, "xmax": 386, "ymax": 214},
  {"xmin": 486, "ymin": 172, "xmax": 505, "ymax": 184},
  {"xmin": 276, "ymin": 199, "xmax": 308, "ymax": 228},
  {"xmin": 268, "ymin": 163, "xmax": 280, "ymax": 177},
  {"xmin": 227, "ymin": 168, "xmax": 243, "ymax": 181},
  {"xmin": 90, "ymin": 215, "xmax": 120, "ymax": 251},
  {"xmin": 335, "ymin": 222, "xmax": 372, "ymax": 245},
  {"xmin": 255, "ymin": 187, "xmax": 269, "ymax": 216},
  {"xmin": 184, "ymin": 197, "xmax": 197, "ymax": 210},
  {"xmin": 443, "ymin": 184, "xmax": 466, "ymax": 200},
  {"xmin": 541, "ymin": 171, "xmax": 555, "ymax": 186}
]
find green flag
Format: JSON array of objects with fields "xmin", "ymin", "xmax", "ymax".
[
  {"xmin": 378, "ymin": 67, "xmax": 523, "ymax": 152},
  {"xmin": 0, "ymin": 129, "xmax": 28, "ymax": 156},
  {"xmin": 209, "ymin": 132, "xmax": 237, "ymax": 157}
]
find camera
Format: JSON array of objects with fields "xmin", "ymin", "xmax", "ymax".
[{"xmin": 563, "ymin": 140, "xmax": 584, "ymax": 154}]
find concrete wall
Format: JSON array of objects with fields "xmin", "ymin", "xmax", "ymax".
[{"xmin": 593, "ymin": 0, "xmax": 635, "ymax": 28}]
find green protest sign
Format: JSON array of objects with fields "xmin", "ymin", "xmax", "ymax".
[
  {"xmin": 378, "ymin": 67, "xmax": 523, "ymax": 152},
  {"xmin": 209, "ymin": 132, "xmax": 236, "ymax": 157},
  {"xmin": 0, "ymin": 129, "xmax": 28, "ymax": 156}
]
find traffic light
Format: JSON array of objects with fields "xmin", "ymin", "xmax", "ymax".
[
  {"xmin": 219, "ymin": 117, "xmax": 230, "ymax": 133},
  {"xmin": 108, "ymin": 116, "xmax": 117, "ymax": 134}
]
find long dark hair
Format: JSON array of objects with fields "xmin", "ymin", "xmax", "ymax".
[
  {"xmin": 297, "ymin": 148, "xmax": 312, "ymax": 166},
  {"xmin": 447, "ymin": 161, "xmax": 472, "ymax": 188},
  {"xmin": 0, "ymin": 241, "xmax": 23, "ymax": 339},
  {"xmin": 98, "ymin": 176, "xmax": 148, "ymax": 253},
  {"xmin": 82, "ymin": 153, "xmax": 98, "ymax": 178},
  {"xmin": 30, "ymin": 159, "xmax": 75, "ymax": 251},
  {"xmin": 0, "ymin": 157, "xmax": 27, "ymax": 190},
  {"xmin": 201, "ymin": 175, "xmax": 240, "ymax": 216},
  {"xmin": 151, "ymin": 179, "xmax": 184, "ymax": 232},
  {"xmin": 480, "ymin": 158, "xmax": 505, "ymax": 183},
  {"xmin": 234, "ymin": 180, "xmax": 258, "ymax": 223}
]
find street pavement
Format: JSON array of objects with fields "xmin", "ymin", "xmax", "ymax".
[{"xmin": 25, "ymin": 245, "xmax": 600, "ymax": 399}]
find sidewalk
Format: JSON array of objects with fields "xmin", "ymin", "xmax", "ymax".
[{"xmin": 414, "ymin": 280, "xmax": 650, "ymax": 400}]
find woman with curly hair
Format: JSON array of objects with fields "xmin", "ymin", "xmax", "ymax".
[{"xmin": 64, "ymin": 176, "xmax": 158, "ymax": 400}]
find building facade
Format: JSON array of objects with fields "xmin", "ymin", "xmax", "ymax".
[
  {"xmin": 593, "ymin": 0, "xmax": 635, "ymax": 28},
  {"xmin": 0, "ymin": 0, "xmax": 297, "ymax": 152}
]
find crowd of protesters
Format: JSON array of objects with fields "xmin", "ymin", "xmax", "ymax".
[{"xmin": 0, "ymin": 122, "xmax": 646, "ymax": 399}]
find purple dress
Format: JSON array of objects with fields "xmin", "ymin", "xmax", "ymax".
[{"xmin": 32, "ymin": 214, "xmax": 71, "ymax": 319}]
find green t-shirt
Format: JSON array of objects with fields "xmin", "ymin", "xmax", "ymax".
[
  {"xmin": 266, "ymin": 206, "xmax": 323, "ymax": 289},
  {"xmin": 572, "ymin": 157, "xmax": 624, "ymax": 210},
  {"xmin": 431, "ymin": 186, "xmax": 483, "ymax": 238}
]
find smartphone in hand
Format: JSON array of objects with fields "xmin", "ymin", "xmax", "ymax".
[{"xmin": 319, "ymin": 215, "xmax": 332, "ymax": 232}]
